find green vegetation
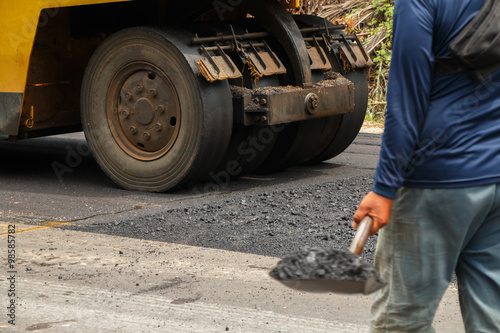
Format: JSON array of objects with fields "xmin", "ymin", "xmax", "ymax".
[
  {"xmin": 362, "ymin": 0, "xmax": 393, "ymax": 122},
  {"xmin": 297, "ymin": 0, "xmax": 394, "ymax": 122}
]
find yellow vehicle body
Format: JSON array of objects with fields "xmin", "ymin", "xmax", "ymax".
[
  {"xmin": 0, "ymin": 0, "xmax": 129, "ymax": 93},
  {"xmin": 1, "ymin": 0, "xmax": 135, "ymax": 136}
]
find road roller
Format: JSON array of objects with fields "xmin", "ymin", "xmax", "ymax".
[{"xmin": 0, "ymin": 0, "xmax": 372, "ymax": 191}]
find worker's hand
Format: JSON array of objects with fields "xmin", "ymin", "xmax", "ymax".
[{"xmin": 353, "ymin": 191, "xmax": 393, "ymax": 235}]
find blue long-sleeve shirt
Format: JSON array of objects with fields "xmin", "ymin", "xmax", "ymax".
[{"xmin": 373, "ymin": 0, "xmax": 500, "ymax": 199}]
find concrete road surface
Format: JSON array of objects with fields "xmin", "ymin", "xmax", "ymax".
[{"xmin": 0, "ymin": 223, "xmax": 463, "ymax": 332}]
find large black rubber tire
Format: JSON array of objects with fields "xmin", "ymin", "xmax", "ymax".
[
  {"xmin": 245, "ymin": 6, "xmax": 326, "ymax": 174},
  {"xmin": 292, "ymin": 15, "xmax": 369, "ymax": 165},
  {"xmin": 187, "ymin": 20, "xmax": 280, "ymax": 179},
  {"xmin": 306, "ymin": 69, "xmax": 368, "ymax": 164},
  {"xmin": 81, "ymin": 27, "xmax": 232, "ymax": 192}
]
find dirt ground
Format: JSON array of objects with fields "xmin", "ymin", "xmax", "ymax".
[{"xmin": 360, "ymin": 121, "xmax": 384, "ymax": 134}]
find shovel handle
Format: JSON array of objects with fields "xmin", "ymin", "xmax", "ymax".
[{"xmin": 348, "ymin": 216, "xmax": 373, "ymax": 255}]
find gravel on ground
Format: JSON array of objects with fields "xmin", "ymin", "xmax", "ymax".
[{"xmin": 65, "ymin": 173, "xmax": 378, "ymax": 263}]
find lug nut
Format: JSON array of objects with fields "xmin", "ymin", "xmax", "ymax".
[
  {"xmin": 157, "ymin": 105, "xmax": 165, "ymax": 113},
  {"xmin": 155, "ymin": 123, "xmax": 163, "ymax": 131},
  {"xmin": 124, "ymin": 92, "xmax": 132, "ymax": 101},
  {"xmin": 130, "ymin": 126, "xmax": 138, "ymax": 135},
  {"xmin": 120, "ymin": 109, "xmax": 129, "ymax": 119},
  {"xmin": 143, "ymin": 132, "xmax": 151, "ymax": 141},
  {"xmin": 137, "ymin": 84, "xmax": 144, "ymax": 92},
  {"xmin": 150, "ymin": 89, "xmax": 157, "ymax": 97}
]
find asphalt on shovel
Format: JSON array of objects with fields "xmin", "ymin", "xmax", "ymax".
[{"xmin": 269, "ymin": 216, "xmax": 386, "ymax": 295}]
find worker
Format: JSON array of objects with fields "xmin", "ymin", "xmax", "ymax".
[{"xmin": 353, "ymin": 0, "xmax": 500, "ymax": 332}]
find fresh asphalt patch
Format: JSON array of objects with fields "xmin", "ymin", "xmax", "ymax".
[{"xmin": 62, "ymin": 174, "xmax": 378, "ymax": 262}]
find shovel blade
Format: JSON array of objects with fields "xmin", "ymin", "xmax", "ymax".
[{"xmin": 277, "ymin": 277, "xmax": 385, "ymax": 295}]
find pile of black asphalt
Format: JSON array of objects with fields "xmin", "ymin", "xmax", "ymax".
[
  {"xmin": 269, "ymin": 247, "xmax": 384, "ymax": 283},
  {"xmin": 64, "ymin": 174, "xmax": 377, "ymax": 263}
]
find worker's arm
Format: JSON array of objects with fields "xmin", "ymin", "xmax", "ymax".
[
  {"xmin": 353, "ymin": 0, "xmax": 435, "ymax": 232},
  {"xmin": 375, "ymin": 0, "xmax": 435, "ymax": 192}
]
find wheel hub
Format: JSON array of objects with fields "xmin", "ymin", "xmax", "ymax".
[
  {"xmin": 134, "ymin": 98, "xmax": 155, "ymax": 126},
  {"xmin": 108, "ymin": 64, "xmax": 181, "ymax": 161}
]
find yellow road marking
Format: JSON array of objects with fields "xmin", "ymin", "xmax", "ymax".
[{"xmin": 0, "ymin": 221, "xmax": 70, "ymax": 236}]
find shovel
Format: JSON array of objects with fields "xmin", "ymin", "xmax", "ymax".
[{"xmin": 270, "ymin": 216, "xmax": 386, "ymax": 295}]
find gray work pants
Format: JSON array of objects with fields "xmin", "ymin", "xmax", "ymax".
[{"xmin": 371, "ymin": 185, "xmax": 500, "ymax": 333}]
